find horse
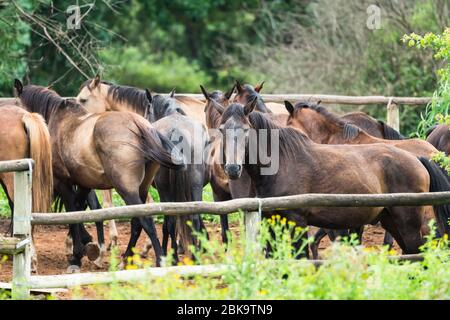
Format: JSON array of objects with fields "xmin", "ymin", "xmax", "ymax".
[
  {"xmin": 211, "ymin": 99, "xmax": 450, "ymax": 256},
  {"xmin": 77, "ymin": 78, "xmax": 209, "ymax": 261},
  {"xmin": 341, "ymin": 112, "xmax": 405, "ymax": 140},
  {"xmin": 284, "ymin": 101, "xmax": 440, "ymax": 254},
  {"xmin": 426, "ymin": 124, "xmax": 450, "ymax": 155},
  {"xmin": 201, "ymin": 84, "xmax": 258, "ymax": 244},
  {"xmin": 0, "ymin": 104, "xmax": 53, "ymax": 272},
  {"xmin": 15, "ymin": 80, "xmax": 185, "ymax": 272},
  {"xmin": 147, "ymin": 93, "xmax": 210, "ymax": 262}
]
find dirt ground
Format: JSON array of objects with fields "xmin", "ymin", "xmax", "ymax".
[{"xmin": 0, "ymin": 219, "xmax": 400, "ymax": 282}]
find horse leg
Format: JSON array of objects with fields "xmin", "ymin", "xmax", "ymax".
[
  {"xmin": 162, "ymin": 216, "xmax": 170, "ymax": 256},
  {"xmin": 102, "ymin": 189, "xmax": 119, "ymax": 249},
  {"xmin": 86, "ymin": 190, "xmax": 106, "ymax": 268},
  {"xmin": 310, "ymin": 228, "xmax": 328, "ymax": 259},
  {"xmin": 142, "ymin": 190, "xmax": 155, "ymax": 257},
  {"xmin": 388, "ymin": 207, "xmax": 424, "ymax": 254},
  {"xmin": 119, "ymin": 190, "xmax": 163, "ymax": 267},
  {"xmin": 383, "ymin": 231, "xmax": 394, "ymax": 249},
  {"xmin": 1, "ymin": 177, "xmax": 15, "ymax": 236}
]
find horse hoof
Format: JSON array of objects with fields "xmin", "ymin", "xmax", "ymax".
[
  {"xmin": 66, "ymin": 265, "xmax": 81, "ymax": 274},
  {"xmin": 118, "ymin": 261, "xmax": 125, "ymax": 270},
  {"xmin": 93, "ymin": 258, "xmax": 103, "ymax": 269},
  {"xmin": 85, "ymin": 242, "xmax": 100, "ymax": 261}
]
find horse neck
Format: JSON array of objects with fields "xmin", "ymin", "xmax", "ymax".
[
  {"xmin": 205, "ymin": 105, "xmax": 221, "ymax": 129},
  {"xmin": 255, "ymin": 98, "xmax": 271, "ymax": 113}
]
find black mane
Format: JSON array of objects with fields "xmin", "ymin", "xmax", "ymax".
[{"xmin": 19, "ymin": 85, "xmax": 79, "ymax": 122}]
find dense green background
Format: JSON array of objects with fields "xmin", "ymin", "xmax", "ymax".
[{"xmin": 0, "ymin": 0, "xmax": 448, "ymax": 135}]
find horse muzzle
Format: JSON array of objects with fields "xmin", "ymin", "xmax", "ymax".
[{"xmin": 224, "ymin": 164, "xmax": 242, "ymax": 180}]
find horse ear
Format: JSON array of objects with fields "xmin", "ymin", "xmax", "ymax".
[
  {"xmin": 200, "ymin": 85, "xmax": 210, "ymax": 100},
  {"xmin": 169, "ymin": 88, "xmax": 176, "ymax": 98},
  {"xmin": 284, "ymin": 101, "xmax": 295, "ymax": 116},
  {"xmin": 91, "ymin": 74, "xmax": 101, "ymax": 89},
  {"xmin": 145, "ymin": 89, "xmax": 152, "ymax": 103},
  {"xmin": 244, "ymin": 97, "xmax": 258, "ymax": 115},
  {"xmin": 211, "ymin": 99, "xmax": 225, "ymax": 115},
  {"xmin": 224, "ymin": 84, "xmax": 235, "ymax": 100},
  {"xmin": 14, "ymin": 79, "xmax": 23, "ymax": 96},
  {"xmin": 235, "ymin": 80, "xmax": 244, "ymax": 93},
  {"xmin": 254, "ymin": 81, "xmax": 265, "ymax": 93}
]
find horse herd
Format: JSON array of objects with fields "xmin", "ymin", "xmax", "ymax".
[{"xmin": 1, "ymin": 76, "xmax": 449, "ymax": 274}]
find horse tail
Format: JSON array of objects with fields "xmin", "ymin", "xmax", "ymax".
[
  {"xmin": 22, "ymin": 112, "xmax": 53, "ymax": 213},
  {"xmin": 378, "ymin": 120, "xmax": 405, "ymax": 140},
  {"xmin": 418, "ymin": 156, "xmax": 450, "ymax": 236},
  {"xmin": 132, "ymin": 118, "xmax": 186, "ymax": 170},
  {"xmin": 167, "ymin": 166, "xmax": 197, "ymax": 257}
]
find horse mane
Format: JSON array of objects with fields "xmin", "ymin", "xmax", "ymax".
[
  {"xmin": 152, "ymin": 94, "xmax": 186, "ymax": 120},
  {"xmin": 241, "ymin": 85, "xmax": 272, "ymax": 113},
  {"xmin": 19, "ymin": 85, "xmax": 70, "ymax": 122},
  {"xmin": 378, "ymin": 120, "xmax": 405, "ymax": 140},
  {"xmin": 294, "ymin": 101, "xmax": 360, "ymax": 141},
  {"xmin": 106, "ymin": 84, "xmax": 150, "ymax": 116},
  {"xmin": 225, "ymin": 107, "xmax": 309, "ymax": 158}
]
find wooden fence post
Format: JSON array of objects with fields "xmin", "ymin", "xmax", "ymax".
[
  {"xmin": 386, "ymin": 98, "xmax": 400, "ymax": 132},
  {"xmin": 12, "ymin": 169, "xmax": 32, "ymax": 299},
  {"xmin": 245, "ymin": 211, "xmax": 261, "ymax": 252}
]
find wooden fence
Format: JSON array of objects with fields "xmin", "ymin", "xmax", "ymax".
[
  {"xmin": 1, "ymin": 158, "xmax": 450, "ymax": 299},
  {"xmin": 0, "ymin": 94, "xmax": 438, "ymax": 299}
]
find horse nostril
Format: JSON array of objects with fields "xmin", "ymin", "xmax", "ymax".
[{"xmin": 224, "ymin": 164, "xmax": 242, "ymax": 177}]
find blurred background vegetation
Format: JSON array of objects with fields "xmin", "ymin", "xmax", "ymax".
[{"xmin": 0, "ymin": 0, "xmax": 448, "ymax": 135}]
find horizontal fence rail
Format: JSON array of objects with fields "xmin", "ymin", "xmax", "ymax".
[
  {"xmin": 175, "ymin": 94, "xmax": 432, "ymax": 105},
  {"xmin": 0, "ymin": 94, "xmax": 431, "ymax": 105},
  {"xmin": 32, "ymin": 191, "xmax": 450, "ymax": 225},
  {"xmin": 0, "ymin": 159, "xmax": 34, "ymax": 173},
  {"xmin": 28, "ymin": 254, "xmax": 425, "ymax": 289}
]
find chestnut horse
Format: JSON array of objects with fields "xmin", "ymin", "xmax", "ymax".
[
  {"xmin": 0, "ymin": 105, "xmax": 53, "ymax": 272},
  {"xmin": 16, "ymin": 81, "xmax": 185, "ymax": 271},
  {"xmin": 212, "ymin": 100, "xmax": 450, "ymax": 256}
]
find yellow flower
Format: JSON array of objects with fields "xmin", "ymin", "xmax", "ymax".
[
  {"xmin": 183, "ymin": 257, "xmax": 194, "ymax": 266},
  {"xmin": 125, "ymin": 264, "xmax": 138, "ymax": 270},
  {"xmin": 281, "ymin": 218, "xmax": 287, "ymax": 225},
  {"xmin": 388, "ymin": 249, "xmax": 397, "ymax": 256},
  {"xmin": 258, "ymin": 289, "xmax": 268, "ymax": 295},
  {"xmin": 288, "ymin": 221, "xmax": 296, "ymax": 227}
]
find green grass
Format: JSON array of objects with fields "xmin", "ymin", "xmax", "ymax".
[
  {"xmin": 67, "ymin": 219, "xmax": 450, "ymax": 300},
  {"xmin": 0, "ymin": 187, "xmax": 11, "ymax": 219}
]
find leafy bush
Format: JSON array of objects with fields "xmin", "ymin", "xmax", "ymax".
[
  {"xmin": 100, "ymin": 46, "xmax": 212, "ymax": 92},
  {"xmin": 70, "ymin": 218, "xmax": 450, "ymax": 300},
  {"xmin": 403, "ymin": 29, "xmax": 450, "ymax": 138}
]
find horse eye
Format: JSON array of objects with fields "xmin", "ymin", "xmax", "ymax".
[{"xmin": 79, "ymin": 98, "xmax": 88, "ymax": 104}]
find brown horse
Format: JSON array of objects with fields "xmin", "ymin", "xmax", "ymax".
[
  {"xmin": 212, "ymin": 100, "xmax": 450, "ymax": 256},
  {"xmin": 285, "ymin": 101, "xmax": 441, "ymax": 252},
  {"xmin": 285, "ymin": 101, "xmax": 439, "ymax": 159},
  {"xmin": 200, "ymin": 84, "xmax": 256, "ymax": 244},
  {"xmin": 15, "ymin": 81, "xmax": 185, "ymax": 272},
  {"xmin": 426, "ymin": 124, "xmax": 450, "ymax": 155},
  {"xmin": 0, "ymin": 105, "xmax": 53, "ymax": 271},
  {"xmin": 341, "ymin": 111, "xmax": 405, "ymax": 140}
]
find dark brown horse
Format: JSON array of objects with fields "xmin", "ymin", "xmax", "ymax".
[
  {"xmin": 15, "ymin": 81, "xmax": 185, "ymax": 272},
  {"xmin": 285, "ymin": 101, "xmax": 440, "ymax": 252},
  {"xmin": 212, "ymin": 100, "xmax": 450, "ymax": 256},
  {"xmin": 427, "ymin": 124, "xmax": 450, "ymax": 155},
  {"xmin": 341, "ymin": 112, "xmax": 405, "ymax": 140},
  {"xmin": 0, "ymin": 104, "xmax": 53, "ymax": 272}
]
